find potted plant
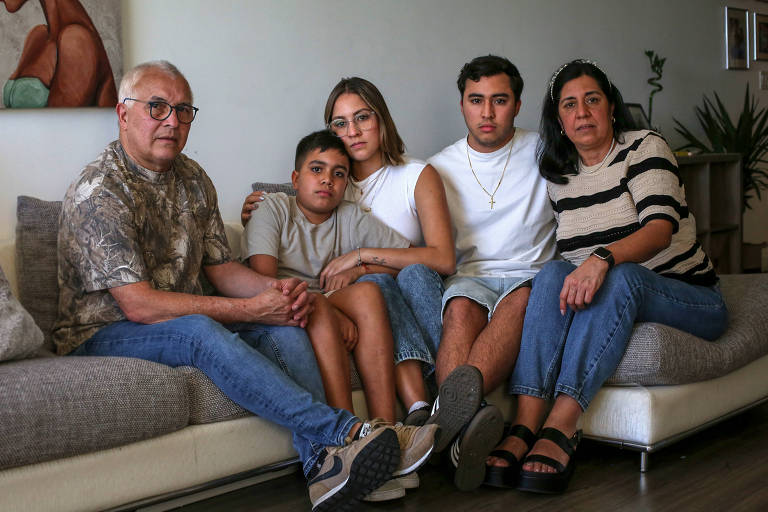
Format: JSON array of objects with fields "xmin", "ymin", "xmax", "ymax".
[{"xmin": 673, "ymin": 85, "xmax": 768, "ymax": 211}]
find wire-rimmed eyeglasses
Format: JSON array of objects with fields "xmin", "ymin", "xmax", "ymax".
[
  {"xmin": 327, "ymin": 109, "xmax": 377, "ymax": 136},
  {"xmin": 123, "ymin": 98, "xmax": 199, "ymax": 124}
]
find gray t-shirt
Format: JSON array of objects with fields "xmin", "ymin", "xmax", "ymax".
[
  {"xmin": 53, "ymin": 140, "xmax": 231, "ymax": 355},
  {"xmin": 244, "ymin": 193, "xmax": 410, "ymax": 292}
]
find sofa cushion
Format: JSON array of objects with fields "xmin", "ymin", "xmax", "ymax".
[
  {"xmin": 252, "ymin": 182, "xmax": 294, "ymax": 195},
  {"xmin": 0, "ymin": 264, "xmax": 43, "ymax": 361},
  {"xmin": 15, "ymin": 196, "xmax": 62, "ymax": 351},
  {"xmin": 178, "ymin": 366, "xmax": 250, "ymax": 424},
  {"xmin": 608, "ymin": 273, "xmax": 768, "ymax": 385},
  {"xmin": 0, "ymin": 356, "xmax": 189, "ymax": 470}
]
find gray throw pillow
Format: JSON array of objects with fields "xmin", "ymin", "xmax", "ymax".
[
  {"xmin": 0, "ymin": 264, "xmax": 43, "ymax": 361},
  {"xmin": 251, "ymin": 182, "xmax": 295, "ymax": 195},
  {"xmin": 15, "ymin": 195, "xmax": 62, "ymax": 351}
]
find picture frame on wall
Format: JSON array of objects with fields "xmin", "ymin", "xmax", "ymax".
[
  {"xmin": 625, "ymin": 103, "xmax": 651, "ymax": 130},
  {"xmin": 725, "ymin": 6, "xmax": 749, "ymax": 69},
  {"xmin": 754, "ymin": 13, "xmax": 768, "ymax": 61}
]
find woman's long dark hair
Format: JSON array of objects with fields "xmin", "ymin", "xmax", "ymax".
[{"xmin": 538, "ymin": 59, "xmax": 635, "ymax": 184}]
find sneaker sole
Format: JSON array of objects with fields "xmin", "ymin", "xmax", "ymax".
[
  {"xmin": 453, "ymin": 405, "xmax": 505, "ymax": 492},
  {"xmin": 398, "ymin": 472, "xmax": 420, "ymax": 489},
  {"xmin": 426, "ymin": 365, "xmax": 483, "ymax": 452},
  {"xmin": 312, "ymin": 429, "xmax": 400, "ymax": 512}
]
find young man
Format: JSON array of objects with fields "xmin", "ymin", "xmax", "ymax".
[
  {"xmin": 243, "ymin": 130, "xmax": 437, "ymax": 500},
  {"xmin": 53, "ymin": 60, "xmax": 433, "ymax": 511},
  {"xmin": 425, "ymin": 55, "xmax": 557, "ymax": 490}
]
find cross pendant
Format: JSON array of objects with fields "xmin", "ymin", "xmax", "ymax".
[{"xmin": 489, "ymin": 197, "xmax": 495, "ymax": 209}]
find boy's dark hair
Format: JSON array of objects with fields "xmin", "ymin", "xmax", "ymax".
[
  {"xmin": 294, "ymin": 129, "xmax": 350, "ymax": 170},
  {"xmin": 457, "ymin": 55, "xmax": 524, "ymax": 102}
]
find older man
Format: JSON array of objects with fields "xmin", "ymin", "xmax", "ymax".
[{"xmin": 53, "ymin": 60, "xmax": 431, "ymax": 511}]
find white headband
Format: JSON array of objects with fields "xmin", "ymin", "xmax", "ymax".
[{"xmin": 549, "ymin": 59, "xmax": 610, "ymax": 102}]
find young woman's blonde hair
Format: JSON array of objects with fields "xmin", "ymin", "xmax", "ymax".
[{"xmin": 324, "ymin": 77, "xmax": 406, "ymax": 167}]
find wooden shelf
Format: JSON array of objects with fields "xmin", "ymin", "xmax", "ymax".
[{"xmin": 677, "ymin": 154, "xmax": 742, "ymax": 274}]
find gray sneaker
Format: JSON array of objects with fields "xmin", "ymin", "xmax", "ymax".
[
  {"xmin": 366, "ymin": 419, "xmax": 439, "ymax": 476},
  {"xmin": 308, "ymin": 427, "xmax": 399, "ymax": 512},
  {"xmin": 425, "ymin": 364, "xmax": 483, "ymax": 452}
]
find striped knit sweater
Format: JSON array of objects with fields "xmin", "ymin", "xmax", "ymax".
[{"xmin": 548, "ymin": 130, "xmax": 716, "ymax": 286}]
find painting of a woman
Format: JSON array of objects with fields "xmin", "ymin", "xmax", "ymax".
[{"xmin": 1, "ymin": 0, "xmax": 118, "ymax": 108}]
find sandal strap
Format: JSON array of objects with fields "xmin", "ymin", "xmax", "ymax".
[
  {"xmin": 522, "ymin": 453, "xmax": 566, "ymax": 473},
  {"xmin": 507, "ymin": 424, "xmax": 537, "ymax": 449},
  {"xmin": 488, "ymin": 449, "xmax": 520, "ymax": 465},
  {"xmin": 538, "ymin": 427, "xmax": 581, "ymax": 458}
]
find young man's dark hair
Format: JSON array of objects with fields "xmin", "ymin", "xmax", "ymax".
[
  {"xmin": 457, "ymin": 55, "xmax": 524, "ymax": 102},
  {"xmin": 295, "ymin": 129, "xmax": 350, "ymax": 170}
]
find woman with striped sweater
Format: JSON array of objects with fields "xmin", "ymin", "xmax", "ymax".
[{"xmin": 484, "ymin": 59, "xmax": 728, "ymax": 494}]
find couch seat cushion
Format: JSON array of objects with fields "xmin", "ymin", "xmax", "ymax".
[
  {"xmin": 178, "ymin": 366, "xmax": 250, "ymax": 424},
  {"xmin": 0, "ymin": 356, "xmax": 189, "ymax": 470},
  {"xmin": 608, "ymin": 273, "xmax": 768, "ymax": 385}
]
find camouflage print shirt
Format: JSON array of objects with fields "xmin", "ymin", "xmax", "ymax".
[{"xmin": 53, "ymin": 140, "xmax": 232, "ymax": 355}]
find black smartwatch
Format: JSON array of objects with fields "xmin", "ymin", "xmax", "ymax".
[{"xmin": 591, "ymin": 247, "xmax": 615, "ymax": 269}]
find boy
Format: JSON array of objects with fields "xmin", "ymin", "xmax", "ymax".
[
  {"xmin": 244, "ymin": 130, "xmax": 434, "ymax": 498},
  {"xmin": 245, "ymin": 129, "xmax": 411, "ymax": 421}
]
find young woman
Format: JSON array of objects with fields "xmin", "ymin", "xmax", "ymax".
[{"xmin": 242, "ymin": 77, "xmax": 455, "ymax": 425}]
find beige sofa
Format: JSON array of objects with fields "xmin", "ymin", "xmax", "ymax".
[{"xmin": 2, "ymin": 195, "xmax": 768, "ymax": 512}]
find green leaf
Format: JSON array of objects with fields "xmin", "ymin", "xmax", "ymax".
[{"xmin": 674, "ymin": 84, "xmax": 768, "ymax": 210}]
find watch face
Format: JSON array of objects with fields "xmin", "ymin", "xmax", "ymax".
[
  {"xmin": 593, "ymin": 247, "xmax": 611, "ymax": 260},
  {"xmin": 592, "ymin": 247, "xmax": 614, "ymax": 267}
]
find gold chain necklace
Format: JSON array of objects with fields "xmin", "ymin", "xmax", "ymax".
[
  {"xmin": 466, "ymin": 141, "xmax": 513, "ymax": 210},
  {"xmin": 351, "ymin": 166, "xmax": 386, "ymax": 213}
]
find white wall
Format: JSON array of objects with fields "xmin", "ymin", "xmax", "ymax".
[{"xmin": 1, "ymin": 0, "xmax": 764, "ymax": 242}]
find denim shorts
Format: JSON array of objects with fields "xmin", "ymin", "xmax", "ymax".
[{"xmin": 442, "ymin": 275, "xmax": 532, "ymax": 320}]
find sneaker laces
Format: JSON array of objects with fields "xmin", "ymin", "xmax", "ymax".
[{"xmin": 364, "ymin": 418, "xmax": 419, "ymax": 448}]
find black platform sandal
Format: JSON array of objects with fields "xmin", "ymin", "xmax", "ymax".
[
  {"xmin": 483, "ymin": 424, "xmax": 537, "ymax": 488},
  {"xmin": 516, "ymin": 427, "xmax": 581, "ymax": 494}
]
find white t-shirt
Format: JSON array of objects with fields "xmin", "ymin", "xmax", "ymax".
[
  {"xmin": 428, "ymin": 129, "xmax": 557, "ymax": 278},
  {"xmin": 343, "ymin": 159, "xmax": 426, "ymax": 246}
]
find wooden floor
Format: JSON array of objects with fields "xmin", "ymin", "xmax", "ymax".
[{"xmin": 175, "ymin": 402, "xmax": 768, "ymax": 511}]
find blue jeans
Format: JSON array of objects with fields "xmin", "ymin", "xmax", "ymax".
[
  {"xmin": 70, "ymin": 314, "xmax": 358, "ymax": 476},
  {"xmin": 358, "ymin": 264, "xmax": 443, "ymax": 372},
  {"xmin": 509, "ymin": 261, "xmax": 728, "ymax": 411}
]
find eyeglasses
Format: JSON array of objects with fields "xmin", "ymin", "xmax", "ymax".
[
  {"xmin": 327, "ymin": 109, "xmax": 377, "ymax": 136},
  {"xmin": 123, "ymin": 98, "xmax": 199, "ymax": 124}
]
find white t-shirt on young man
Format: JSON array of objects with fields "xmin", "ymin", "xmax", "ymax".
[{"xmin": 428, "ymin": 128, "xmax": 556, "ymax": 279}]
